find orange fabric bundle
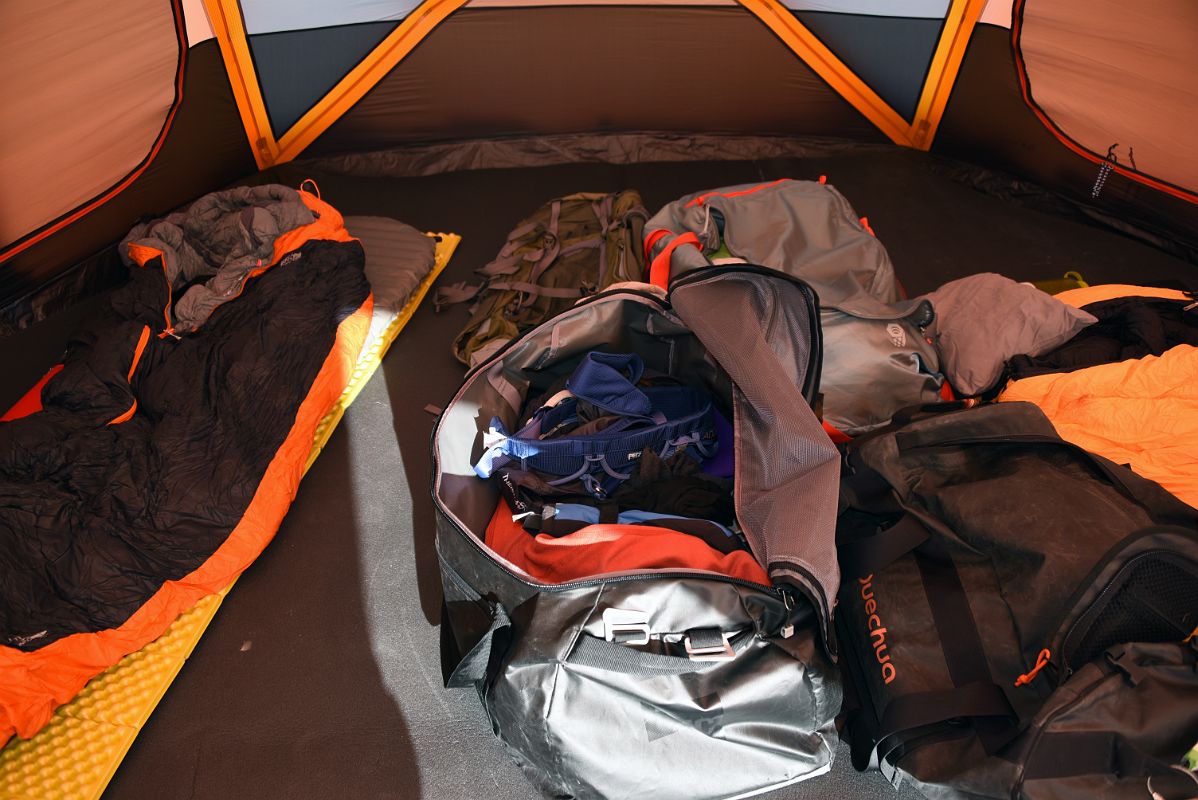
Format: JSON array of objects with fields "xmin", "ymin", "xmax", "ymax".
[{"xmin": 484, "ymin": 503, "xmax": 770, "ymax": 586}]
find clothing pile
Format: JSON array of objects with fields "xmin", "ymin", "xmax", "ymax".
[{"xmin": 471, "ymin": 350, "xmax": 767, "ymax": 585}]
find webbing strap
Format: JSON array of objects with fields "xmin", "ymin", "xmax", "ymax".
[
  {"xmin": 914, "ymin": 548, "xmax": 1018, "ymax": 755},
  {"xmin": 445, "ymin": 602, "xmax": 512, "ymax": 688},
  {"xmin": 592, "ymin": 195, "xmax": 612, "ymax": 288},
  {"xmin": 566, "ymin": 629, "xmax": 751, "ymax": 676},
  {"xmin": 483, "ymin": 281, "xmax": 583, "ymax": 300},
  {"xmin": 525, "ymin": 200, "xmax": 562, "ymax": 291},
  {"xmin": 433, "ymin": 281, "xmax": 482, "ymax": 311},
  {"xmin": 649, "ymin": 232, "xmax": 702, "ymax": 289},
  {"xmin": 839, "ymin": 515, "xmax": 931, "ymax": 579},
  {"xmin": 839, "ymin": 467, "xmax": 901, "ymax": 514},
  {"xmin": 872, "ymin": 682, "xmax": 1016, "ymax": 768}
]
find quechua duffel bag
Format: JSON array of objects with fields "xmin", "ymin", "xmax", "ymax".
[
  {"xmin": 432, "ymin": 266, "xmax": 843, "ymax": 800},
  {"xmin": 834, "ymin": 402, "xmax": 1198, "ymax": 799}
]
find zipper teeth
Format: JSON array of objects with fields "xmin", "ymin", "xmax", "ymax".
[{"xmin": 1055, "ymin": 549, "xmax": 1172, "ymax": 678}]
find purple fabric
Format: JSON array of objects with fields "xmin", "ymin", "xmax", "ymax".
[{"xmin": 703, "ymin": 408, "xmax": 735, "ymax": 478}]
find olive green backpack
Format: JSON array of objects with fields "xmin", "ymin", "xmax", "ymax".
[{"xmin": 437, "ymin": 191, "xmax": 648, "ymax": 365}]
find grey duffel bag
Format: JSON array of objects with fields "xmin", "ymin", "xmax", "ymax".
[{"xmin": 433, "ymin": 267, "xmax": 844, "ymax": 800}]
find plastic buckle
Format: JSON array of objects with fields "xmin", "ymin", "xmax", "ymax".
[
  {"xmin": 603, "ymin": 608, "xmax": 650, "ymax": 646},
  {"xmin": 684, "ymin": 632, "xmax": 736, "ymax": 662}
]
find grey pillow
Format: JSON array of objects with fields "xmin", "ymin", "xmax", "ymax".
[
  {"xmin": 343, "ymin": 216, "xmax": 436, "ymax": 312},
  {"xmin": 925, "ymin": 273, "xmax": 1097, "ymax": 395}
]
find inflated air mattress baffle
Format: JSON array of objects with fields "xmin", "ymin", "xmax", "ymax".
[{"xmin": 0, "ymin": 233, "xmax": 460, "ymax": 800}]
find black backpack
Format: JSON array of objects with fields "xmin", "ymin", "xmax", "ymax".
[{"xmin": 835, "ymin": 402, "xmax": 1198, "ymax": 799}]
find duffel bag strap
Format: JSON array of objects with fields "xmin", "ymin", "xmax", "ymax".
[
  {"xmin": 566, "ymin": 627, "xmax": 753, "ymax": 676},
  {"xmin": 445, "ymin": 601, "xmax": 512, "ymax": 689},
  {"xmin": 838, "ymin": 513, "xmax": 931, "ymax": 579},
  {"xmin": 845, "ymin": 536, "xmax": 1023, "ymax": 776},
  {"xmin": 869, "ymin": 682, "xmax": 1017, "ymax": 783}
]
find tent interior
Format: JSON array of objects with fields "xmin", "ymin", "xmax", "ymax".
[{"xmin": 1, "ymin": 1, "xmax": 1196, "ymax": 798}]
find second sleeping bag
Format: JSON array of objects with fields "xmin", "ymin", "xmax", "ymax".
[{"xmin": 433, "ymin": 267, "xmax": 842, "ymax": 800}]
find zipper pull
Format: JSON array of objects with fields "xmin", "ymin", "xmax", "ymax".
[{"xmin": 1014, "ymin": 648, "xmax": 1052, "ymax": 687}]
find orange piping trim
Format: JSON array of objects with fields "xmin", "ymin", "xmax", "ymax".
[
  {"xmin": 686, "ymin": 178, "xmax": 792, "ymax": 207},
  {"xmin": 0, "ymin": 0, "xmax": 189, "ymax": 265},
  {"xmin": 1011, "ymin": 0, "xmax": 1198, "ymax": 205},
  {"xmin": 107, "ymin": 326, "xmax": 153, "ymax": 425},
  {"xmin": 202, "ymin": 0, "xmax": 278, "ymax": 168},
  {"xmin": 107, "ymin": 402, "xmax": 138, "ymax": 426},
  {"xmin": 0, "ymin": 365, "xmax": 65, "ymax": 422},
  {"xmin": 822, "ymin": 420, "xmax": 851, "ymax": 445},
  {"xmin": 908, "ymin": 0, "xmax": 987, "ymax": 150},
  {"xmin": 126, "ymin": 326, "xmax": 152, "ymax": 382}
]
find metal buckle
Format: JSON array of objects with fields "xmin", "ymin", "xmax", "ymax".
[
  {"xmin": 603, "ymin": 608, "xmax": 650, "ymax": 646},
  {"xmin": 684, "ymin": 632, "xmax": 736, "ymax": 662}
]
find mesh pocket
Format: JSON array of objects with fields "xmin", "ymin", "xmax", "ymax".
[{"xmin": 1061, "ymin": 552, "xmax": 1198, "ymax": 671}]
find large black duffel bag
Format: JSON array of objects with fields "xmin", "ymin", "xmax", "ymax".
[
  {"xmin": 835, "ymin": 402, "xmax": 1198, "ymax": 799},
  {"xmin": 432, "ymin": 267, "xmax": 844, "ymax": 800}
]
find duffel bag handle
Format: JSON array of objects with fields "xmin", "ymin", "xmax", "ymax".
[
  {"xmin": 445, "ymin": 601, "xmax": 512, "ymax": 689},
  {"xmin": 565, "ymin": 628, "xmax": 755, "ymax": 676}
]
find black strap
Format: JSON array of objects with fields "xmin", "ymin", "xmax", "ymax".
[
  {"xmin": 839, "ymin": 467, "xmax": 896, "ymax": 514},
  {"xmin": 869, "ymin": 681, "xmax": 1016, "ymax": 768},
  {"xmin": 565, "ymin": 630, "xmax": 752, "ymax": 676},
  {"xmin": 445, "ymin": 602, "xmax": 512, "ymax": 688},
  {"xmin": 914, "ymin": 548, "xmax": 1020, "ymax": 756},
  {"xmin": 838, "ymin": 514, "xmax": 931, "ymax": 578},
  {"xmin": 915, "ymin": 549, "xmax": 993, "ymax": 688}
]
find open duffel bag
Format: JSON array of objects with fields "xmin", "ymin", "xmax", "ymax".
[
  {"xmin": 432, "ymin": 267, "xmax": 843, "ymax": 800},
  {"xmin": 835, "ymin": 402, "xmax": 1198, "ymax": 800}
]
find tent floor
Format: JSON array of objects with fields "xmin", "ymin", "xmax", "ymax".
[{"xmin": 3, "ymin": 151, "xmax": 1193, "ymax": 800}]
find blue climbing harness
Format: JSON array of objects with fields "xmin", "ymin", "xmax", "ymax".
[{"xmin": 473, "ymin": 351, "xmax": 718, "ymax": 497}]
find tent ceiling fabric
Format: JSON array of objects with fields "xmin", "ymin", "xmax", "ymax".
[
  {"xmin": 789, "ymin": 11, "xmax": 946, "ymax": 121},
  {"xmin": 1016, "ymin": 0, "xmax": 1198, "ymax": 201},
  {"xmin": 250, "ymin": 21, "xmax": 400, "ymax": 136},
  {"xmin": 305, "ymin": 6, "xmax": 886, "ymax": 155},
  {"xmin": 209, "ymin": 0, "xmax": 984, "ymax": 165},
  {"xmin": 0, "ymin": 0, "xmax": 181, "ymax": 252}
]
